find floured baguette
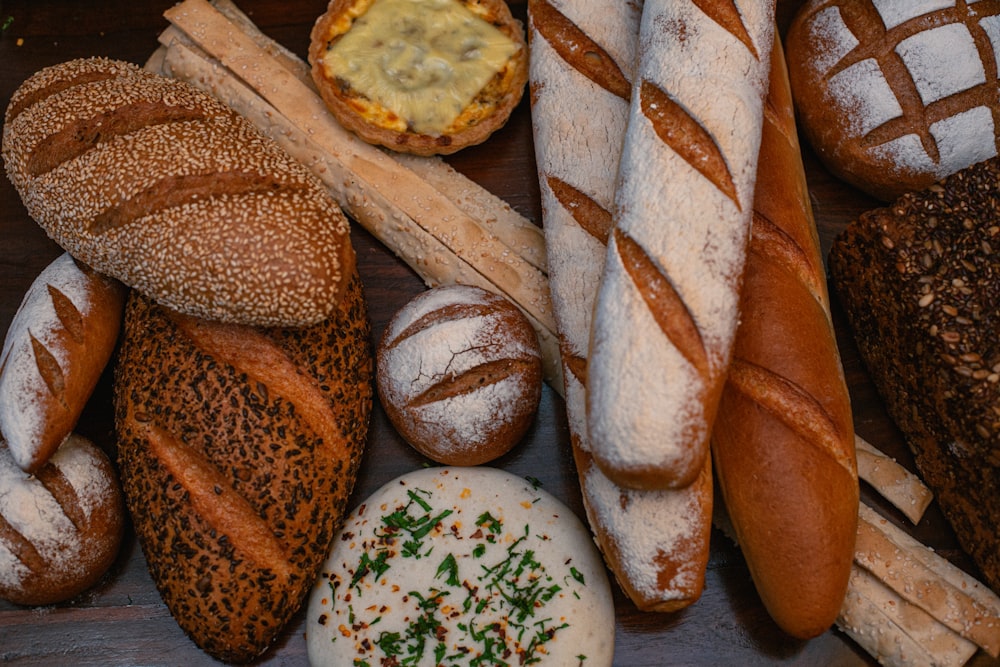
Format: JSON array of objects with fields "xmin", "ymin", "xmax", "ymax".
[
  {"xmin": 528, "ymin": 0, "xmax": 711, "ymax": 611},
  {"xmin": 586, "ymin": 0, "xmax": 775, "ymax": 490}
]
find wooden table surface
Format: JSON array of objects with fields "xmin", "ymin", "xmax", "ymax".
[{"xmin": 1, "ymin": 1, "xmax": 997, "ymax": 665}]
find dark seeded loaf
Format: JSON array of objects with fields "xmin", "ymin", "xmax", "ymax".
[
  {"xmin": 113, "ymin": 271, "xmax": 372, "ymax": 664},
  {"xmin": 829, "ymin": 157, "xmax": 1000, "ymax": 592}
]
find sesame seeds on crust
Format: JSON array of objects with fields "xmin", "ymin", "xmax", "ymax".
[{"xmin": 2, "ymin": 57, "xmax": 355, "ymax": 327}]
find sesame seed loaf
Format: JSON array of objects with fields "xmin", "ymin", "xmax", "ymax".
[
  {"xmin": 113, "ymin": 270, "xmax": 372, "ymax": 663},
  {"xmin": 2, "ymin": 57, "xmax": 355, "ymax": 327},
  {"xmin": 828, "ymin": 157, "xmax": 1000, "ymax": 593}
]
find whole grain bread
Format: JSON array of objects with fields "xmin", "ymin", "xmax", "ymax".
[
  {"xmin": 829, "ymin": 157, "xmax": 1000, "ymax": 593},
  {"xmin": 114, "ymin": 271, "xmax": 372, "ymax": 663}
]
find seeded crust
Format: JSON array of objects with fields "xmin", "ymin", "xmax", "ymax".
[
  {"xmin": 829, "ymin": 158, "xmax": 1000, "ymax": 592},
  {"xmin": 113, "ymin": 271, "xmax": 372, "ymax": 664},
  {"xmin": 2, "ymin": 57, "xmax": 355, "ymax": 327},
  {"xmin": 308, "ymin": 0, "xmax": 529, "ymax": 155}
]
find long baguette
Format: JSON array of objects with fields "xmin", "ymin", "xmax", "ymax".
[
  {"xmin": 586, "ymin": 0, "xmax": 776, "ymax": 490},
  {"xmin": 528, "ymin": 0, "xmax": 711, "ymax": 611},
  {"xmin": 710, "ymin": 37, "xmax": 858, "ymax": 640}
]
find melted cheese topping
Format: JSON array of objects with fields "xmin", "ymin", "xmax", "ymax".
[
  {"xmin": 319, "ymin": 0, "xmax": 518, "ymax": 134},
  {"xmin": 306, "ymin": 467, "xmax": 615, "ymax": 666}
]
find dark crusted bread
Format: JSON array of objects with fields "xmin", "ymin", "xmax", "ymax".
[
  {"xmin": 829, "ymin": 157, "xmax": 1000, "ymax": 592},
  {"xmin": 113, "ymin": 271, "xmax": 372, "ymax": 664}
]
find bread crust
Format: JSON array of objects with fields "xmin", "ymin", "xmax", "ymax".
[
  {"xmin": 113, "ymin": 271, "xmax": 372, "ymax": 664},
  {"xmin": 2, "ymin": 57, "xmax": 355, "ymax": 327},
  {"xmin": 785, "ymin": 0, "xmax": 1000, "ymax": 202},
  {"xmin": 309, "ymin": 0, "xmax": 528, "ymax": 155},
  {"xmin": 829, "ymin": 156, "xmax": 1000, "ymax": 595}
]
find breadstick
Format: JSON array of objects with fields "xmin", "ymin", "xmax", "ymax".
[
  {"xmin": 855, "ymin": 503, "xmax": 1000, "ymax": 657},
  {"xmin": 856, "ymin": 434, "xmax": 934, "ymax": 525},
  {"xmin": 838, "ymin": 566, "xmax": 979, "ymax": 667}
]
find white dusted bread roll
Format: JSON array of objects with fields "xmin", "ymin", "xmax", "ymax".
[
  {"xmin": 0, "ymin": 252, "xmax": 126, "ymax": 473},
  {"xmin": 587, "ymin": 0, "xmax": 775, "ymax": 490},
  {"xmin": 528, "ymin": 0, "xmax": 712, "ymax": 611}
]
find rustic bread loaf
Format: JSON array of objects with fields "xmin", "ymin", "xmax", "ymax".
[
  {"xmin": 2, "ymin": 57, "xmax": 355, "ymax": 327},
  {"xmin": 711, "ymin": 38, "xmax": 858, "ymax": 640},
  {"xmin": 829, "ymin": 157, "xmax": 1000, "ymax": 594},
  {"xmin": 586, "ymin": 0, "xmax": 776, "ymax": 490},
  {"xmin": 309, "ymin": 0, "xmax": 528, "ymax": 155},
  {"xmin": 306, "ymin": 466, "xmax": 615, "ymax": 666},
  {"xmin": 0, "ymin": 252, "xmax": 126, "ymax": 473},
  {"xmin": 0, "ymin": 433, "xmax": 124, "ymax": 606},
  {"xmin": 113, "ymin": 271, "xmax": 372, "ymax": 663},
  {"xmin": 785, "ymin": 0, "xmax": 1000, "ymax": 202},
  {"xmin": 527, "ymin": 0, "xmax": 712, "ymax": 611},
  {"xmin": 377, "ymin": 284, "xmax": 542, "ymax": 466}
]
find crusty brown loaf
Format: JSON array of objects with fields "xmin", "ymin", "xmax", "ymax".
[
  {"xmin": 0, "ymin": 252, "xmax": 126, "ymax": 473},
  {"xmin": 309, "ymin": 0, "xmax": 528, "ymax": 155},
  {"xmin": 785, "ymin": 0, "xmax": 1000, "ymax": 202},
  {"xmin": 711, "ymin": 38, "xmax": 858, "ymax": 640},
  {"xmin": 585, "ymin": 0, "xmax": 776, "ymax": 490},
  {"xmin": 113, "ymin": 271, "xmax": 372, "ymax": 664},
  {"xmin": 829, "ymin": 157, "xmax": 1000, "ymax": 593},
  {"xmin": 0, "ymin": 433, "xmax": 124, "ymax": 606},
  {"xmin": 376, "ymin": 284, "xmax": 542, "ymax": 466},
  {"xmin": 2, "ymin": 57, "xmax": 355, "ymax": 327},
  {"xmin": 527, "ymin": 0, "xmax": 711, "ymax": 612}
]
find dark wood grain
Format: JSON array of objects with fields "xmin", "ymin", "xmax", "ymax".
[{"xmin": 0, "ymin": 1, "xmax": 996, "ymax": 665}]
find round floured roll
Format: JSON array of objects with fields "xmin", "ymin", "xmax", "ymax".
[{"xmin": 306, "ymin": 466, "xmax": 614, "ymax": 666}]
